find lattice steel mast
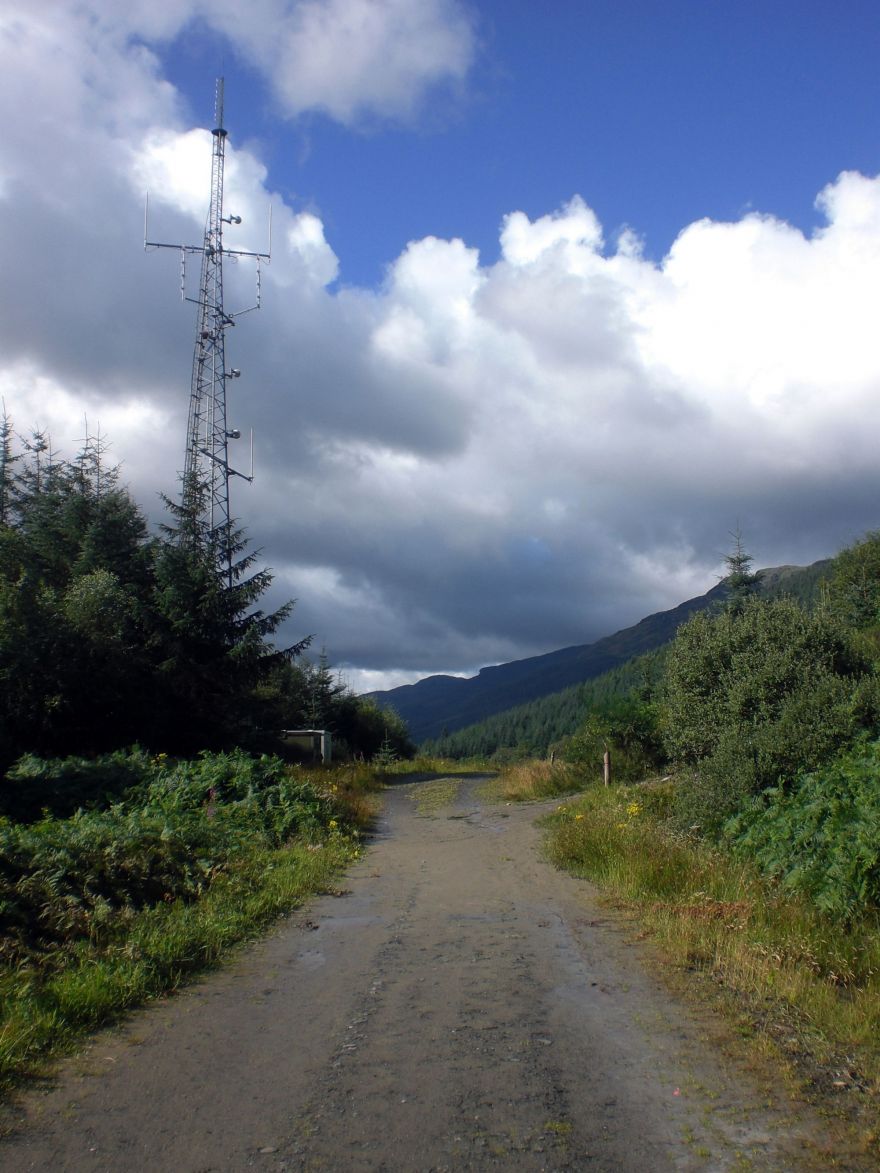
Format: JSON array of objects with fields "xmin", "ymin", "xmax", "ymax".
[{"xmin": 145, "ymin": 78, "xmax": 269, "ymax": 574}]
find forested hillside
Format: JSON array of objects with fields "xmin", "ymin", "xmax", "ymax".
[
  {"xmin": 378, "ymin": 560, "xmax": 829, "ymax": 747},
  {"xmin": 421, "ymin": 651, "xmax": 665, "ymax": 761}
]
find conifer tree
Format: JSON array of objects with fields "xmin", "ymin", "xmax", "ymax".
[
  {"xmin": 723, "ymin": 525, "xmax": 760, "ymax": 614},
  {"xmin": 0, "ymin": 401, "xmax": 20, "ymax": 527},
  {"xmin": 150, "ymin": 473, "xmax": 310, "ymax": 750}
]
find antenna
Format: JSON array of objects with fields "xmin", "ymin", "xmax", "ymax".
[{"xmin": 145, "ymin": 77, "xmax": 269, "ymax": 580}]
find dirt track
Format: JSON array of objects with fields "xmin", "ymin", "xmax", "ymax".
[{"xmin": 0, "ymin": 775, "xmax": 833, "ymax": 1170}]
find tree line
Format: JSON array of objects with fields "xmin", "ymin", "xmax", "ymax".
[{"xmin": 0, "ymin": 410, "xmax": 412, "ymax": 777}]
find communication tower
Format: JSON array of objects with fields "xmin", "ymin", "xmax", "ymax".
[{"xmin": 145, "ymin": 78, "xmax": 269, "ymax": 575}]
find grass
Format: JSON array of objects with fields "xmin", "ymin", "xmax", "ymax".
[
  {"xmin": 406, "ymin": 776, "xmax": 462, "ymax": 814},
  {"xmin": 0, "ymin": 836, "xmax": 358, "ymax": 1088},
  {"xmin": 0, "ymin": 757, "xmax": 384, "ymax": 1091},
  {"xmin": 379, "ymin": 754, "xmax": 495, "ymax": 777},
  {"xmin": 539, "ymin": 776, "xmax": 880, "ymax": 1157},
  {"xmin": 487, "ymin": 759, "xmax": 584, "ymax": 802}
]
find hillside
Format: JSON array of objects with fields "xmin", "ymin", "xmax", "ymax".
[
  {"xmin": 421, "ymin": 650, "xmax": 666, "ymax": 761},
  {"xmin": 370, "ymin": 561, "xmax": 829, "ymax": 743}
]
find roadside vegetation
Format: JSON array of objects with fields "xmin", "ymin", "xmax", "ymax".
[
  {"xmin": 0, "ymin": 749, "xmax": 383, "ymax": 1088},
  {"xmin": 490, "ymin": 530, "xmax": 880, "ymax": 1152},
  {"xmin": 542, "ymin": 782, "xmax": 880, "ymax": 1104},
  {"xmin": 0, "ymin": 416, "xmax": 410, "ymax": 1087}
]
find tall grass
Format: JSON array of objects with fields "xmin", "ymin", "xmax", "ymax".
[
  {"xmin": 379, "ymin": 755, "xmax": 495, "ymax": 776},
  {"xmin": 545, "ymin": 782, "xmax": 880, "ymax": 1100},
  {"xmin": 491, "ymin": 759, "xmax": 585, "ymax": 801}
]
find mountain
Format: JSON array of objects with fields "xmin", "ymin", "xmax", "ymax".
[{"xmin": 369, "ymin": 562, "xmax": 830, "ymax": 743}]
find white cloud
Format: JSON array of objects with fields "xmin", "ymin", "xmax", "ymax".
[
  {"xmin": 499, "ymin": 197, "xmax": 604, "ymax": 267},
  {"xmin": 4, "ymin": 4, "xmax": 880, "ymax": 690},
  {"xmin": 251, "ymin": 0, "xmax": 477, "ymax": 123}
]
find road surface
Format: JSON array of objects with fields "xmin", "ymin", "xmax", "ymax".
[{"xmin": 0, "ymin": 775, "xmax": 830, "ymax": 1170}]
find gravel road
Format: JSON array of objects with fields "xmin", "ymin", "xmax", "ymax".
[{"xmin": 0, "ymin": 774, "xmax": 831, "ymax": 1171}]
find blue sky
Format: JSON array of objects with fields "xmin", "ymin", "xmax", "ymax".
[
  {"xmin": 3, "ymin": 1, "xmax": 880, "ymax": 692},
  {"xmin": 160, "ymin": 1, "xmax": 880, "ymax": 286}
]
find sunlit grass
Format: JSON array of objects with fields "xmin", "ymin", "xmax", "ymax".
[
  {"xmin": 544, "ymin": 781, "xmax": 880, "ymax": 1108},
  {"xmin": 0, "ymin": 836, "xmax": 357, "ymax": 1089},
  {"xmin": 306, "ymin": 761, "xmax": 384, "ymax": 828},
  {"xmin": 489, "ymin": 759, "xmax": 586, "ymax": 802},
  {"xmin": 380, "ymin": 754, "xmax": 494, "ymax": 776},
  {"xmin": 406, "ymin": 777, "xmax": 462, "ymax": 815}
]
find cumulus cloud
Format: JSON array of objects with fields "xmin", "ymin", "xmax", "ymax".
[
  {"xmin": 236, "ymin": 0, "xmax": 477, "ymax": 123},
  {"xmin": 3, "ymin": 4, "xmax": 880, "ymax": 694},
  {"xmin": 78, "ymin": 0, "xmax": 477, "ymax": 126}
]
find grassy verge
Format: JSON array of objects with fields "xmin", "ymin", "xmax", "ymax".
[
  {"xmin": 487, "ymin": 758, "xmax": 585, "ymax": 801},
  {"xmin": 379, "ymin": 755, "xmax": 495, "ymax": 777},
  {"xmin": 0, "ymin": 753, "xmax": 384, "ymax": 1091},
  {"xmin": 538, "ymin": 775, "xmax": 880, "ymax": 1156},
  {"xmin": 0, "ymin": 836, "xmax": 356, "ymax": 1088}
]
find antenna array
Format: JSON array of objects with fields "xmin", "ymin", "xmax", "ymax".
[{"xmin": 145, "ymin": 78, "xmax": 269, "ymax": 575}]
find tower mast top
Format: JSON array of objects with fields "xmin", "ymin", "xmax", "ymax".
[
  {"xmin": 214, "ymin": 76, "xmax": 225, "ymax": 133},
  {"xmin": 145, "ymin": 79, "xmax": 270, "ymax": 578}
]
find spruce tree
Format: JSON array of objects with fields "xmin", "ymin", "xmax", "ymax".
[
  {"xmin": 150, "ymin": 473, "xmax": 310, "ymax": 750},
  {"xmin": 723, "ymin": 525, "xmax": 760, "ymax": 614}
]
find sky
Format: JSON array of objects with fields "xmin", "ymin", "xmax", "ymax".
[{"xmin": 3, "ymin": 0, "xmax": 880, "ymax": 693}]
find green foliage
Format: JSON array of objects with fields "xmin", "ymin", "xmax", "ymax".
[
  {"xmin": 824, "ymin": 531, "xmax": 880, "ymax": 659},
  {"xmin": 562, "ymin": 693, "xmax": 666, "ymax": 783},
  {"xmin": 2, "ymin": 747, "xmax": 154, "ymax": 822},
  {"xmin": 722, "ymin": 526, "xmax": 760, "ymax": 614},
  {"xmin": 0, "ymin": 749, "xmax": 344, "ymax": 964},
  {"xmin": 662, "ymin": 595, "xmax": 877, "ymax": 833},
  {"xmin": 726, "ymin": 737, "xmax": 880, "ymax": 920},
  {"xmin": 334, "ymin": 696, "xmax": 414, "ymax": 761},
  {"xmin": 0, "ymin": 417, "xmax": 334, "ymax": 767},
  {"xmin": 150, "ymin": 476, "xmax": 307, "ymax": 753},
  {"xmin": 0, "ymin": 830, "xmax": 356, "ymax": 1088},
  {"xmin": 422, "ymin": 650, "xmax": 666, "ymax": 761}
]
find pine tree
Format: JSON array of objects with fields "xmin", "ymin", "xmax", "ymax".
[
  {"xmin": 0, "ymin": 401, "xmax": 20, "ymax": 527},
  {"xmin": 723, "ymin": 525, "xmax": 760, "ymax": 614},
  {"xmin": 150, "ymin": 474, "xmax": 310, "ymax": 750}
]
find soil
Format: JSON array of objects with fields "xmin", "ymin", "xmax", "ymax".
[{"xmin": 0, "ymin": 775, "xmax": 849, "ymax": 1171}]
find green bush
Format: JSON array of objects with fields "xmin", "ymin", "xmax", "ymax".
[
  {"xmin": 661, "ymin": 596, "xmax": 877, "ymax": 833},
  {"xmin": 0, "ymin": 805, "xmax": 227, "ymax": 952},
  {"xmin": 726, "ymin": 737, "xmax": 880, "ymax": 920},
  {"xmin": 2, "ymin": 747, "xmax": 154, "ymax": 822},
  {"xmin": 563, "ymin": 694, "xmax": 665, "ymax": 784}
]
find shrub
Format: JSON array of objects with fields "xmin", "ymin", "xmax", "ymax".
[
  {"xmin": 563, "ymin": 694, "xmax": 666, "ymax": 784},
  {"xmin": 1, "ymin": 747, "xmax": 154, "ymax": 822},
  {"xmin": 0, "ymin": 749, "xmax": 349, "ymax": 963},
  {"xmin": 661, "ymin": 597, "xmax": 878, "ymax": 833},
  {"xmin": 726, "ymin": 737, "xmax": 880, "ymax": 921}
]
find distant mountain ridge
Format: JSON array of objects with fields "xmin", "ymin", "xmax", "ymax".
[{"xmin": 369, "ymin": 561, "xmax": 829, "ymax": 743}]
